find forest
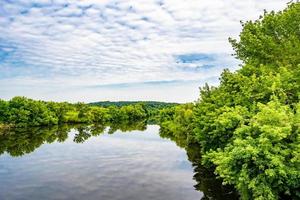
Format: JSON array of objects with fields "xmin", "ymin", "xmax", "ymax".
[
  {"xmin": 89, "ymin": 100, "xmax": 178, "ymax": 108},
  {"xmin": 0, "ymin": 2, "xmax": 300, "ymax": 200},
  {"xmin": 0, "ymin": 97, "xmax": 176, "ymax": 128},
  {"xmin": 159, "ymin": 3, "xmax": 300, "ymax": 200}
]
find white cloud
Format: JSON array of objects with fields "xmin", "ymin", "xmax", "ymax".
[{"xmin": 0, "ymin": 0, "xmax": 290, "ymax": 102}]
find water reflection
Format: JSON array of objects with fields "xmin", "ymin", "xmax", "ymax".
[
  {"xmin": 0, "ymin": 121, "xmax": 238, "ymax": 200},
  {"xmin": 0, "ymin": 121, "xmax": 147, "ymax": 157},
  {"xmin": 159, "ymin": 126, "xmax": 239, "ymax": 200}
]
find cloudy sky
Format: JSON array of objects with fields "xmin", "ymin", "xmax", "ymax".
[{"xmin": 0, "ymin": 0, "xmax": 289, "ymax": 103}]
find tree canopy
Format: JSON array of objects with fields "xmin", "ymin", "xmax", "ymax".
[
  {"xmin": 0, "ymin": 97, "xmax": 162, "ymax": 127},
  {"xmin": 159, "ymin": 2, "xmax": 300, "ymax": 200}
]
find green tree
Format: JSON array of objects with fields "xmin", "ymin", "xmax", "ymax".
[
  {"xmin": 207, "ymin": 99, "xmax": 300, "ymax": 199},
  {"xmin": 229, "ymin": 3, "xmax": 300, "ymax": 67},
  {"xmin": 0, "ymin": 99, "xmax": 9, "ymax": 123},
  {"xmin": 191, "ymin": 3, "xmax": 300, "ymax": 200}
]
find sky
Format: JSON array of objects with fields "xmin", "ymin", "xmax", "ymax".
[{"xmin": 0, "ymin": 0, "xmax": 289, "ymax": 103}]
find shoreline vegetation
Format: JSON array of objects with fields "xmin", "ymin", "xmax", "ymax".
[
  {"xmin": 0, "ymin": 2, "xmax": 300, "ymax": 200},
  {"xmin": 0, "ymin": 97, "xmax": 175, "ymax": 128},
  {"xmin": 159, "ymin": 3, "xmax": 300, "ymax": 200}
]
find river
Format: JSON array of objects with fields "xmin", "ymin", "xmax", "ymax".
[{"xmin": 0, "ymin": 122, "xmax": 238, "ymax": 200}]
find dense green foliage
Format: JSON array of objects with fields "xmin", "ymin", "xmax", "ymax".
[
  {"xmin": 207, "ymin": 99, "xmax": 300, "ymax": 199},
  {"xmin": 229, "ymin": 2, "xmax": 300, "ymax": 67},
  {"xmin": 158, "ymin": 103, "xmax": 196, "ymax": 145},
  {"xmin": 0, "ymin": 97, "xmax": 155, "ymax": 127},
  {"xmin": 90, "ymin": 101, "xmax": 179, "ymax": 123},
  {"xmin": 159, "ymin": 3, "xmax": 300, "ymax": 200}
]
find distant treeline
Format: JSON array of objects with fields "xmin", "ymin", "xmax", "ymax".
[
  {"xmin": 90, "ymin": 101, "xmax": 178, "ymax": 110},
  {"xmin": 90, "ymin": 101, "xmax": 179, "ymax": 123},
  {"xmin": 0, "ymin": 97, "xmax": 175, "ymax": 128}
]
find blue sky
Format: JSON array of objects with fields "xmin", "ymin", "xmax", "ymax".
[{"xmin": 0, "ymin": 0, "xmax": 288, "ymax": 103}]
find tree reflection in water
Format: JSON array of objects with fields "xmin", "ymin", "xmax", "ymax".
[
  {"xmin": 0, "ymin": 121, "xmax": 239, "ymax": 200},
  {"xmin": 0, "ymin": 120, "xmax": 147, "ymax": 156},
  {"xmin": 159, "ymin": 126, "xmax": 240, "ymax": 200}
]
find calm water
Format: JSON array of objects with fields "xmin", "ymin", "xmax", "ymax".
[{"xmin": 0, "ymin": 122, "xmax": 238, "ymax": 200}]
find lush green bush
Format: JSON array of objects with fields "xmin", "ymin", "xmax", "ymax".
[
  {"xmin": 158, "ymin": 3, "xmax": 300, "ymax": 200},
  {"xmin": 206, "ymin": 98, "xmax": 300, "ymax": 199},
  {"xmin": 0, "ymin": 97, "xmax": 161, "ymax": 127},
  {"xmin": 159, "ymin": 103, "xmax": 196, "ymax": 144},
  {"xmin": 192, "ymin": 3, "xmax": 300, "ymax": 200},
  {"xmin": 229, "ymin": 3, "xmax": 300, "ymax": 67}
]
